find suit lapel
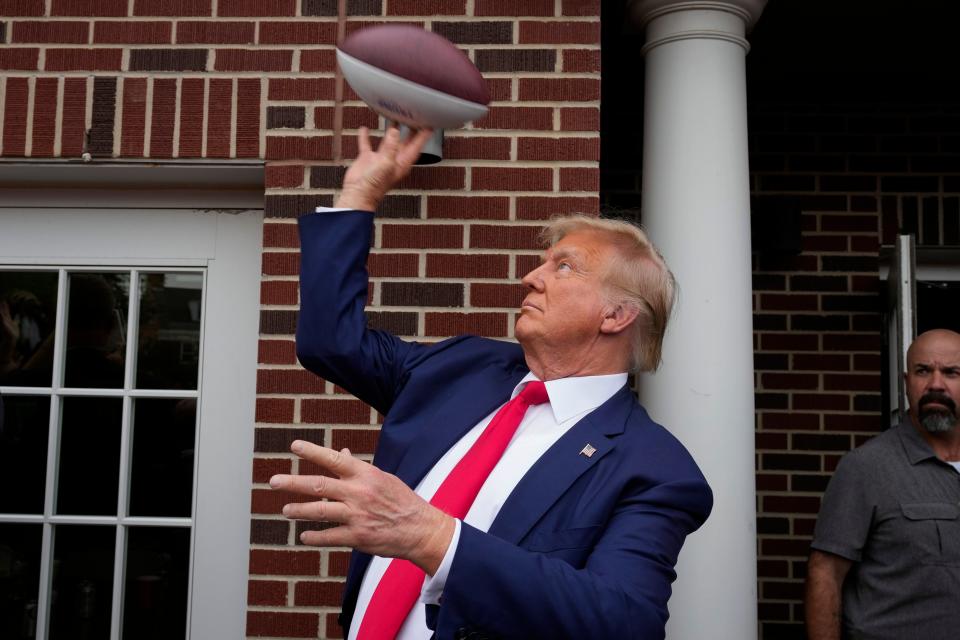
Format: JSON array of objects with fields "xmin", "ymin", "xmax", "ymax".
[
  {"xmin": 392, "ymin": 363, "xmax": 528, "ymax": 490},
  {"xmin": 488, "ymin": 384, "xmax": 635, "ymax": 544}
]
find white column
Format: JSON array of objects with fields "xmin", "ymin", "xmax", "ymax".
[{"xmin": 629, "ymin": 2, "xmax": 766, "ymax": 639}]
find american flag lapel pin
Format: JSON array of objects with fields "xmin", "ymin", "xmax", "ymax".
[{"xmin": 580, "ymin": 443, "xmax": 597, "ymax": 458}]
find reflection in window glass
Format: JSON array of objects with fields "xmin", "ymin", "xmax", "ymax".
[
  {"xmin": 64, "ymin": 273, "xmax": 129, "ymax": 390},
  {"xmin": 57, "ymin": 398, "xmax": 122, "ymax": 516},
  {"xmin": 129, "ymin": 399, "xmax": 196, "ymax": 518},
  {"xmin": 0, "ymin": 524, "xmax": 42, "ymax": 640},
  {"xmin": 0, "ymin": 396, "xmax": 50, "ymax": 515},
  {"xmin": 122, "ymin": 527, "xmax": 190, "ymax": 640},
  {"xmin": 49, "ymin": 525, "xmax": 114, "ymax": 640},
  {"xmin": 137, "ymin": 273, "xmax": 202, "ymax": 390},
  {"xmin": 0, "ymin": 271, "xmax": 59, "ymax": 388}
]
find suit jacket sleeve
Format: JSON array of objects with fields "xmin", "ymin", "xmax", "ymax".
[
  {"xmin": 295, "ymin": 210, "xmax": 427, "ymax": 414},
  {"xmin": 437, "ymin": 472, "xmax": 711, "ymax": 640}
]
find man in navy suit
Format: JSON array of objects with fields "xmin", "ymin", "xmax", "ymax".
[{"xmin": 270, "ymin": 126, "xmax": 712, "ymax": 640}]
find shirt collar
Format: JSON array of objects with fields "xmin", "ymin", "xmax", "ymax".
[
  {"xmin": 897, "ymin": 419, "xmax": 941, "ymax": 465},
  {"xmin": 514, "ymin": 371, "xmax": 628, "ymax": 424}
]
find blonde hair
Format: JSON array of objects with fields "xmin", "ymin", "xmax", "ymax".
[{"xmin": 540, "ymin": 214, "xmax": 676, "ymax": 372}]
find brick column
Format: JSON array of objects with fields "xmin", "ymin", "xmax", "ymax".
[{"xmin": 629, "ymin": 1, "xmax": 766, "ymax": 639}]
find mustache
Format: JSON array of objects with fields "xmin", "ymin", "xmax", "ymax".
[{"xmin": 919, "ymin": 391, "xmax": 957, "ymax": 413}]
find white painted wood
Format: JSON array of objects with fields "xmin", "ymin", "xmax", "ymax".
[{"xmin": 630, "ymin": 2, "xmax": 767, "ymax": 639}]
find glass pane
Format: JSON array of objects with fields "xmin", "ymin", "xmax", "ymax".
[
  {"xmin": 49, "ymin": 525, "xmax": 114, "ymax": 640},
  {"xmin": 64, "ymin": 273, "xmax": 129, "ymax": 389},
  {"xmin": 0, "ymin": 396, "xmax": 50, "ymax": 514},
  {"xmin": 129, "ymin": 399, "xmax": 196, "ymax": 518},
  {"xmin": 136, "ymin": 273, "xmax": 202, "ymax": 390},
  {"xmin": 122, "ymin": 527, "xmax": 189, "ymax": 640},
  {"xmin": 0, "ymin": 523, "xmax": 42, "ymax": 640},
  {"xmin": 57, "ymin": 398, "xmax": 122, "ymax": 516},
  {"xmin": 0, "ymin": 271, "xmax": 59, "ymax": 388}
]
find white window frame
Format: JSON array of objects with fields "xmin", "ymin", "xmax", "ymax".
[{"xmin": 0, "ymin": 161, "xmax": 263, "ymax": 639}]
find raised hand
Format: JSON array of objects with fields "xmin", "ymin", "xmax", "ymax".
[
  {"xmin": 335, "ymin": 125, "xmax": 434, "ymax": 212},
  {"xmin": 270, "ymin": 440, "xmax": 455, "ymax": 575}
]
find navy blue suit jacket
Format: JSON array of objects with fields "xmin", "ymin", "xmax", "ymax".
[{"xmin": 296, "ymin": 210, "xmax": 713, "ymax": 640}]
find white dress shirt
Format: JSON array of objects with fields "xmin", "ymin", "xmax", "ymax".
[{"xmin": 347, "ymin": 371, "xmax": 628, "ymax": 640}]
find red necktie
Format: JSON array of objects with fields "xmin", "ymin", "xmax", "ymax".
[{"xmin": 355, "ymin": 381, "xmax": 550, "ymax": 640}]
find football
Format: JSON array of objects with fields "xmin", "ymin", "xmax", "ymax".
[{"xmin": 337, "ymin": 25, "xmax": 490, "ymax": 129}]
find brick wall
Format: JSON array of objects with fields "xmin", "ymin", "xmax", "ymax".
[
  {"xmin": 1, "ymin": 1, "xmax": 601, "ymax": 638},
  {"xmin": 748, "ymin": 103, "xmax": 960, "ymax": 639}
]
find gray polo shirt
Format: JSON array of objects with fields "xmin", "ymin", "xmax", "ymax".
[{"xmin": 811, "ymin": 422, "xmax": 960, "ymax": 639}]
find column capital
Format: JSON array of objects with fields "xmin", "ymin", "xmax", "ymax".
[{"xmin": 630, "ymin": 0, "xmax": 767, "ymax": 30}]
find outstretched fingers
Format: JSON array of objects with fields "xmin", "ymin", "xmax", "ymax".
[
  {"xmin": 396, "ymin": 127, "xmax": 434, "ymax": 169},
  {"xmin": 289, "ymin": 441, "xmax": 363, "ymax": 478}
]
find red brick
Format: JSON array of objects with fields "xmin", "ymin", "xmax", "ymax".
[
  {"xmin": 367, "ymin": 253, "xmax": 419, "ymax": 277},
  {"xmin": 176, "ymin": 21, "xmax": 255, "ymax": 44},
  {"xmin": 760, "ymin": 333, "xmax": 819, "ymax": 351},
  {"xmin": 330, "ymin": 429, "xmax": 380, "ymax": 454},
  {"xmin": 256, "ymin": 398, "xmax": 295, "ymax": 423},
  {"xmin": 1, "ymin": 78, "xmax": 29, "ymax": 156},
  {"xmin": 823, "ymin": 373, "xmax": 879, "ymax": 392},
  {"xmin": 486, "ymin": 77, "xmax": 513, "ymax": 101},
  {"xmin": 51, "ymin": 0, "xmax": 127, "ymax": 16},
  {"xmin": 518, "ymin": 136, "xmax": 599, "ymax": 162},
  {"xmin": 215, "ymin": 48, "xmax": 292, "ymax": 71},
  {"xmin": 246, "ymin": 611, "xmax": 319, "ymax": 638},
  {"xmin": 761, "ymin": 373, "xmax": 818, "ymax": 390},
  {"xmin": 30, "ymin": 77, "xmax": 58, "ymax": 157},
  {"xmin": 263, "ymin": 252, "xmax": 300, "ymax": 276},
  {"xmin": 177, "ymin": 77, "xmax": 204, "ymax": 157},
  {"xmin": 760, "ymin": 410, "xmax": 821, "ymax": 432},
  {"xmin": 93, "ymin": 21, "xmax": 172, "ymax": 43},
  {"xmin": 236, "ymin": 77, "xmax": 261, "ymax": 158},
  {"xmin": 426, "ymin": 195, "xmax": 509, "ymax": 220},
  {"xmin": 475, "ymin": 0, "xmax": 553, "ymax": 15},
  {"xmin": 314, "ymin": 105, "xmax": 379, "ymax": 130},
  {"xmin": 386, "ymin": 0, "xmax": 465, "ymax": 14},
  {"xmin": 426, "ymin": 253, "xmax": 509, "ymax": 278},
  {"xmin": 0, "ymin": 48, "xmax": 39, "ymax": 70},
  {"xmin": 135, "ymin": 0, "xmax": 212, "ymax": 15},
  {"xmin": 519, "ymin": 77, "xmax": 599, "ymax": 101},
  {"xmin": 426, "ymin": 312, "xmax": 508, "ymax": 337},
  {"xmin": 257, "ymin": 369, "xmax": 324, "ymax": 394},
  {"xmin": 261, "ymin": 280, "xmax": 299, "ymax": 304},
  {"xmin": 302, "ymin": 399, "xmax": 371, "ymax": 424},
  {"xmin": 206, "ymin": 78, "xmax": 233, "ymax": 157},
  {"xmin": 263, "ymin": 222, "xmax": 301, "ymax": 248},
  {"xmin": 2, "ymin": 0, "xmax": 44, "ymax": 15},
  {"xmin": 793, "ymin": 394, "xmax": 850, "ymax": 411},
  {"xmin": 300, "ymin": 49, "xmax": 337, "ymax": 72},
  {"xmin": 249, "ymin": 549, "xmax": 321, "ymax": 575},
  {"xmin": 444, "ymin": 135, "xmax": 511, "ymax": 160},
  {"xmin": 267, "ymin": 78, "xmax": 336, "ymax": 100},
  {"xmin": 470, "ymin": 283, "xmax": 525, "ymax": 308},
  {"xmin": 294, "ymin": 581, "xmax": 344, "ymax": 606},
  {"xmin": 248, "ymin": 579, "xmax": 287, "ymax": 606},
  {"xmin": 759, "ymin": 294, "xmax": 818, "ymax": 312},
  {"xmin": 471, "ymin": 224, "xmax": 542, "ymax": 250},
  {"xmin": 329, "ymin": 551, "xmax": 350, "ymax": 576},
  {"xmin": 258, "ymin": 340, "xmax": 297, "ymax": 365},
  {"xmin": 259, "ymin": 21, "xmax": 337, "ymax": 43},
  {"xmin": 251, "ymin": 487, "xmax": 317, "ymax": 514},
  {"xmin": 12, "ymin": 20, "xmax": 89, "ymax": 43},
  {"xmin": 219, "ymin": 0, "xmax": 296, "ymax": 16},
  {"xmin": 516, "ymin": 196, "xmax": 598, "ymax": 219},
  {"xmin": 756, "ymin": 473, "xmax": 788, "ymax": 491},
  {"xmin": 823, "ymin": 334, "xmax": 879, "ymax": 351},
  {"xmin": 850, "ymin": 235, "xmax": 879, "ymax": 252},
  {"xmin": 762, "ymin": 496, "xmax": 821, "ymax": 515},
  {"xmin": 61, "ymin": 77, "xmax": 87, "ymax": 156},
  {"xmin": 266, "ymin": 136, "xmax": 333, "ymax": 161},
  {"xmin": 326, "ymin": 612, "xmax": 345, "ymax": 639},
  {"xmin": 150, "ymin": 78, "xmax": 176, "ymax": 158},
  {"xmin": 473, "ymin": 167, "xmax": 552, "ymax": 192},
  {"xmin": 253, "ymin": 457, "xmax": 292, "ymax": 482},
  {"xmin": 519, "ymin": 20, "xmax": 600, "ymax": 44},
  {"xmin": 560, "ymin": 106, "xmax": 599, "ymax": 131},
  {"xmin": 793, "ymin": 354, "xmax": 850, "ymax": 371},
  {"xmin": 396, "ymin": 166, "xmax": 465, "ymax": 190},
  {"xmin": 381, "ymin": 224, "xmax": 464, "ymax": 249},
  {"xmin": 561, "ymin": 0, "xmax": 599, "ymax": 16},
  {"xmin": 45, "ymin": 48, "xmax": 122, "ymax": 71},
  {"xmin": 559, "ymin": 167, "xmax": 598, "ymax": 191},
  {"xmin": 474, "ymin": 106, "xmax": 553, "ymax": 130},
  {"xmin": 266, "ymin": 165, "xmax": 305, "ymax": 189},
  {"xmin": 562, "ymin": 48, "xmax": 600, "ymax": 73}
]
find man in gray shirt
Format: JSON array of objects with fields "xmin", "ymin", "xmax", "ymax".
[{"xmin": 806, "ymin": 329, "xmax": 960, "ymax": 640}]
